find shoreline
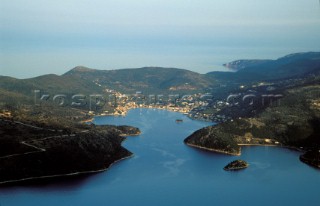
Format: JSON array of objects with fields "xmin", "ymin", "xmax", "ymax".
[
  {"xmin": 224, "ymin": 165, "xmax": 249, "ymax": 171},
  {"xmin": 239, "ymin": 144, "xmax": 306, "ymax": 153},
  {"xmin": 81, "ymin": 106, "xmax": 219, "ymax": 127},
  {"xmin": 119, "ymin": 132, "xmax": 141, "ymax": 137},
  {"xmin": 238, "ymin": 143, "xmax": 279, "ymax": 147},
  {"xmin": 186, "ymin": 142, "xmax": 305, "ymax": 156},
  {"xmin": 185, "ymin": 142, "xmax": 241, "ymax": 156},
  {"xmin": 300, "ymin": 155, "xmax": 320, "ymax": 169},
  {"xmin": 91, "ymin": 106, "xmax": 192, "ymax": 119},
  {"xmin": 0, "ymin": 153, "xmax": 134, "ymax": 186}
]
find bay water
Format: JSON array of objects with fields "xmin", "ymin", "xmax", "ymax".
[{"xmin": 0, "ymin": 109, "xmax": 319, "ymax": 206}]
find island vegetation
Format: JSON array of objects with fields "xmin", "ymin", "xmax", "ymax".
[{"xmin": 224, "ymin": 160, "xmax": 249, "ymax": 171}]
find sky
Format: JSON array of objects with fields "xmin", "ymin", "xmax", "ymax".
[{"xmin": 1, "ymin": 0, "xmax": 320, "ymax": 78}]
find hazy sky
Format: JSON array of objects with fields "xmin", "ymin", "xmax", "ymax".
[{"xmin": 1, "ymin": 0, "xmax": 320, "ymax": 78}]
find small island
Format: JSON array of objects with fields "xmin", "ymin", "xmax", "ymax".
[{"xmin": 224, "ymin": 160, "xmax": 249, "ymax": 171}]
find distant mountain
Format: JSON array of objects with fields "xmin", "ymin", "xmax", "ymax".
[
  {"xmin": 1, "ymin": 52, "xmax": 319, "ymax": 107},
  {"xmin": 223, "ymin": 59, "xmax": 272, "ymax": 71},
  {"xmin": 0, "ymin": 74, "xmax": 103, "ymax": 95},
  {"xmin": 209, "ymin": 52, "xmax": 320, "ymax": 82},
  {"xmin": 0, "ymin": 73, "xmax": 104, "ymax": 106},
  {"xmin": 237, "ymin": 52, "xmax": 320, "ymax": 79},
  {"xmin": 0, "ymin": 66, "xmax": 215, "ymax": 107}
]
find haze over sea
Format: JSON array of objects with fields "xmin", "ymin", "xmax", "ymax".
[{"xmin": 1, "ymin": 0, "xmax": 320, "ymax": 78}]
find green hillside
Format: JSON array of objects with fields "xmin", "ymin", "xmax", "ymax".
[
  {"xmin": 64, "ymin": 66, "xmax": 214, "ymax": 93},
  {"xmin": 185, "ymin": 83, "xmax": 320, "ymax": 151}
]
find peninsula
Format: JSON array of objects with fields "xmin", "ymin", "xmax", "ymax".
[{"xmin": 0, "ymin": 107, "xmax": 141, "ymax": 185}]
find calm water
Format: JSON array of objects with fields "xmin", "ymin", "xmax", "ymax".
[{"xmin": 0, "ymin": 109, "xmax": 319, "ymax": 206}]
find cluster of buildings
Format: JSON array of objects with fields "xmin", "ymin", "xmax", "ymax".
[
  {"xmin": 88, "ymin": 91, "xmax": 217, "ymax": 119},
  {"xmin": 0, "ymin": 110, "xmax": 12, "ymax": 118}
]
